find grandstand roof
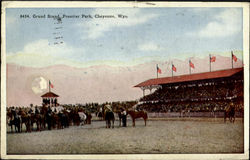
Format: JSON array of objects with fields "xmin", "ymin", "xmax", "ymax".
[
  {"xmin": 41, "ymin": 92, "xmax": 59, "ymax": 98},
  {"xmin": 134, "ymin": 67, "xmax": 243, "ymax": 87}
]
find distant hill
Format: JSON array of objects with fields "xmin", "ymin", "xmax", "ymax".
[{"xmin": 6, "ymin": 55, "xmax": 243, "ymax": 106}]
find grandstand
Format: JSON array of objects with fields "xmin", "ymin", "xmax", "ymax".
[{"xmin": 134, "ymin": 67, "xmax": 243, "ymax": 114}]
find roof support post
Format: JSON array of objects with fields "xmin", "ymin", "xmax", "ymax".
[{"xmin": 140, "ymin": 87, "xmax": 145, "ymax": 97}]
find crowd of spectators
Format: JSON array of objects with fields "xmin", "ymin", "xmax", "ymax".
[
  {"xmin": 141, "ymin": 80, "xmax": 243, "ymax": 102},
  {"xmin": 137, "ymin": 99, "xmax": 243, "ymax": 113},
  {"xmin": 138, "ymin": 80, "xmax": 243, "ymax": 113}
]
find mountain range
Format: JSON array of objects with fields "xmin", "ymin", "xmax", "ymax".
[{"xmin": 6, "ymin": 55, "xmax": 243, "ymax": 107}]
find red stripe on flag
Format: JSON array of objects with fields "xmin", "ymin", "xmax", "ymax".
[
  {"xmin": 189, "ymin": 61, "xmax": 195, "ymax": 69},
  {"xmin": 157, "ymin": 66, "xmax": 162, "ymax": 74},
  {"xmin": 210, "ymin": 56, "xmax": 216, "ymax": 62},
  {"xmin": 49, "ymin": 81, "xmax": 54, "ymax": 88},
  {"xmin": 172, "ymin": 65, "xmax": 177, "ymax": 72},
  {"xmin": 232, "ymin": 54, "xmax": 237, "ymax": 62}
]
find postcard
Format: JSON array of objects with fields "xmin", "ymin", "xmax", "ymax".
[{"xmin": 1, "ymin": 1, "xmax": 249, "ymax": 160}]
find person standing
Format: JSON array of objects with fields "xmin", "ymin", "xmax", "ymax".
[
  {"xmin": 121, "ymin": 108, "xmax": 127, "ymax": 127},
  {"xmin": 47, "ymin": 106, "xmax": 52, "ymax": 130}
]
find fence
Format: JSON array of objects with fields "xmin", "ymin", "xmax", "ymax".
[
  {"xmin": 92, "ymin": 111, "xmax": 243, "ymax": 120},
  {"xmin": 147, "ymin": 112, "xmax": 243, "ymax": 118}
]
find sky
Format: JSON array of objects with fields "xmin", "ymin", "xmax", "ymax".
[{"xmin": 6, "ymin": 7, "xmax": 243, "ymax": 68}]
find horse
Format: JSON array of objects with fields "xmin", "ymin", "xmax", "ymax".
[
  {"xmin": 30, "ymin": 113, "xmax": 42, "ymax": 131},
  {"xmin": 72, "ymin": 110, "xmax": 81, "ymax": 126},
  {"xmin": 127, "ymin": 110, "xmax": 148, "ymax": 127},
  {"xmin": 104, "ymin": 110, "xmax": 115, "ymax": 128},
  {"xmin": 7, "ymin": 110, "xmax": 15, "ymax": 132},
  {"xmin": 85, "ymin": 112, "xmax": 92, "ymax": 124},
  {"xmin": 238, "ymin": 105, "xmax": 244, "ymax": 123},
  {"xmin": 61, "ymin": 110, "xmax": 70, "ymax": 128},
  {"xmin": 30, "ymin": 113, "xmax": 35, "ymax": 131},
  {"xmin": 34, "ymin": 113, "xmax": 42, "ymax": 131},
  {"xmin": 117, "ymin": 111, "xmax": 122, "ymax": 127},
  {"xmin": 78, "ymin": 112, "xmax": 87, "ymax": 126},
  {"xmin": 7, "ymin": 110, "xmax": 21, "ymax": 133},
  {"xmin": 96, "ymin": 111, "xmax": 104, "ymax": 120},
  {"xmin": 18, "ymin": 110, "xmax": 31, "ymax": 132},
  {"xmin": 68, "ymin": 109, "xmax": 75, "ymax": 125},
  {"xmin": 96, "ymin": 107, "xmax": 104, "ymax": 120},
  {"xmin": 40, "ymin": 105, "xmax": 48, "ymax": 129},
  {"xmin": 51, "ymin": 112, "xmax": 62, "ymax": 129},
  {"xmin": 224, "ymin": 104, "xmax": 235, "ymax": 123}
]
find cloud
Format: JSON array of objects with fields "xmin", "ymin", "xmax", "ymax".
[
  {"xmin": 78, "ymin": 9, "xmax": 158, "ymax": 39},
  {"xmin": 138, "ymin": 42, "xmax": 163, "ymax": 51},
  {"xmin": 6, "ymin": 39, "xmax": 163, "ymax": 67},
  {"xmin": 6, "ymin": 38, "xmax": 170, "ymax": 68},
  {"xmin": 6, "ymin": 40, "xmax": 243, "ymax": 68},
  {"xmin": 6, "ymin": 39, "xmax": 84, "ymax": 67},
  {"xmin": 188, "ymin": 8, "xmax": 241, "ymax": 38},
  {"xmin": 21, "ymin": 39, "xmax": 77, "ymax": 57}
]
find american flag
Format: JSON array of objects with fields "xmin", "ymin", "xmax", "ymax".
[
  {"xmin": 172, "ymin": 64, "xmax": 177, "ymax": 72},
  {"xmin": 157, "ymin": 65, "xmax": 162, "ymax": 74},
  {"xmin": 210, "ymin": 56, "xmax": 216, "ymax": 62},
  {"xmin": 189, "ymin": 60, "xmax": 195, "ymax": 69},
  {"xmin": 232, "ymin": 53, "xmax": 237, "ymax": 62}
]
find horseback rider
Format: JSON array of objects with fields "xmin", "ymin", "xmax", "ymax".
[
  {"xmin": 11, "ymin": 107, "xmax": 16, "ymax": 119},
  {"xmin": 104, "ymin": 104, "xmax": 115, "ymax": 128},
  {"xmin": 99, "ymin": 107, "xmax": 103, "ymax": 113},
  {"xmin": 47, "ymin": 106, "xmax": 52, "ymax": 115},
  {"xmin": 224, "ymin": 102, "xmax": 236, "ymax": 123},
  {"xmin": 35, "ymin": 106, "xmax": 40, "ymax": 115},
  {"xmin": 28, "ymin": 107, "xmax": 33, "ymax": 115},
  {"xmin": 105, "ymin": 104, "xmax": 112, "ymax": 112},
  {"xmin": 52, "ymin": 107, "xmax": 57, "ymax": 114},
  {"xmin": 229, "ymin": 102, "xmax": 235, "ymax": 114}
]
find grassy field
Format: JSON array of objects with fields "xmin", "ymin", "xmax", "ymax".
[{"xmin": 7, "ymin": 118, "xmax": 244, "ymax": 154}]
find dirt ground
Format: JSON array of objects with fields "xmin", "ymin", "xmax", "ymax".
[{"xmin": 7, "ymin": 118, "xmax": 244, "ymax": 154}]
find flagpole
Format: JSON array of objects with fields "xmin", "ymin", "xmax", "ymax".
[
  {"xmin": 156, "ymin": 64, "xmax": 158, "ymax": 78},
  {"xmin": 189, "ymin": 60, "xmax": 191, "ymax": 75},
  {"xmin": 209, "ymin": 54, "xmax": 211, "ymax": 72},
  {"xmin": 242, "ymin": 54, "xmax": 243, "ymax": 67},
  {"xmin": 231, "ymin": 51, "xmax": 233, "ymax": 69},
  {"xmin": 49, "ymin": 80, "xmax": 51, "ymax": 92},
  {"xmin": 171, "ymin": 62, "xmax": 173, "ymax": 77}
]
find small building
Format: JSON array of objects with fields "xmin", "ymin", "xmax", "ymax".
[{"xmin": 41, "ymin": 91, "xmax": 59, "ymax": 107}]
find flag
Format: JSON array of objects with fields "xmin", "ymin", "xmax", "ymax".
[
  {"xmin": 232, "ymin": 54, "xmax": 237, "ymax": 62},
  {"xmin": 189, "ymin": 61, "xmax": 195, "ymax": 69},
  {"xmin": 49, "ymin": 80, "xmax": 54, "ymax": 88},
  {"xmin": 157, "ymin": 65, "xmax": 162, "ymax": 74},
  {"xmin": 172, "ymin": 64, "xmax": 177, "ymax": 72},
  {"xmin": 210, "ymin": 56, "xmax": 216, "ymax": 62}
]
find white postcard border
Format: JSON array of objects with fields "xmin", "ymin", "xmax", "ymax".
[{"xmin": 1, "ymin": 1, "xmax": 249, "ymax": 160}]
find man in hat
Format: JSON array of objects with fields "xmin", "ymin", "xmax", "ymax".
[{"xmin": 121, "ymin": 108, "xmax": 127, "ymax": 127}]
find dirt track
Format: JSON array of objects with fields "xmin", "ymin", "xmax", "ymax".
[{"xmin": 7, "ymin": 118, "xmax": 244, "ymax": 154}]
